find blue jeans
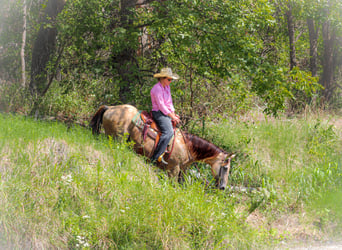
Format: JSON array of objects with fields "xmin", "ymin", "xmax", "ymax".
[{"xmin": 151, "ymin": 111, "xmax": 173, "ymax": 161}]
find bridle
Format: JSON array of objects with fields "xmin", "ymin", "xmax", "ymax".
[{"xmin": 179, "ymin": 130, "xmax": 232, "ymax": 188}]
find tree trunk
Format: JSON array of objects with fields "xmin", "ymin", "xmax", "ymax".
[
  {"xmin": 321, "ymin": 19, "xmax": 336, "ymax": 101},
  {"xmin": 112, "ymin": 0, "xmax": 137, "ymax": 104},
  {"xmin": 21, "ymin": 0, "xmax": 27, "ymax": 88},
  {"xmin": 307, "ymin": 18, "xmax": 319, "ymax": 77},
  {"xmin": 285, "ymin": 3, "xmax": 297, "ymax": 70},
  {"xmin": 29, "ymin": 0, "xmax": 65, "ymax": 97}
]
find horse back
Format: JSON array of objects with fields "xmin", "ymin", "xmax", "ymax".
[{"xmin": 102, "ymin": 104, "xmax": 139, "ymax": 137}]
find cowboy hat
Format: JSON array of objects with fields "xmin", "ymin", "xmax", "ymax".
[{"xmin": 153, "ymin": 67, "xmax": 179, "ymax": 80}]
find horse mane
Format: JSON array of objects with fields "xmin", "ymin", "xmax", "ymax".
[{"xmin": 183, "ymin": 131, "xmax": 225, "ymax": 160}]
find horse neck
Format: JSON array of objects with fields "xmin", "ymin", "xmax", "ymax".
[{"xmin": 184, "ymin": 132, "xmax": 223, "ymax": 162}]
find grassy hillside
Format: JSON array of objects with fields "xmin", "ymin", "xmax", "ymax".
[{"xmin": 0, "ymin": 112, "xmax": 341, "ymax": 249}]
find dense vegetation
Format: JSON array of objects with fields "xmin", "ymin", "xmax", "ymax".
[
  {"xmin": 0, "ymin": 113, "xmax": 341, "ymax": 248},
  {"xmin": 0, "ymin": 0, "xmax": 341, "ymax": 118},
  {"xmin": 1, "ymin": 0, "xmax": 342, "ymax": 248}
]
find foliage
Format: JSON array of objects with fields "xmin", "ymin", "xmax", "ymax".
[
  {"xmin": 206, "ymin": 114, "xmax": 342, "ymax": 218},
  {"xmin": 18, "ymin": 0, "xmax": 320, "ymax": 117},
  {"xmin": 2, "ymin": 0, "xmax": 340, "ymax": 117},
  {"xmin": 0, "ymin": 0, "xmax": 25, "ymax": 83},
  {"xmin": 1, "ymin": 0, "xmax": 342, "ymax": 247},
  {"xmin": 1, "ymin": 112, "xmax": 342, "ymax": 248},
  {"xmin": 0, "ymin": 113, "xmax": 267, "ymax": 249},
  {"xmin": 148, "ymin": 0, "xmax": 278, "ymax": 115},
  {"xmin": 0, "ymin": 81, "xmax": 32, "ymax": 113},
  {"xmin": 0, "ymin": 0, "xmax": 44, "ymax": 83},
  {"xmin": 39, "ymin": 77, "xmax": 119, "ymax": 121}
]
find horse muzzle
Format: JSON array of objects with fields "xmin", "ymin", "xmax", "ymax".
[
  {"xmin": 217, "ymin": 165, "xmax": 229, "ymax": 190},
  {"xmin": 218, "ymin": 180, "xmax": 227, "ymax": 190}
]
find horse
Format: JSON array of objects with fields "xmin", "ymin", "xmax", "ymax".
[{"xmin": 90, "ymin": 104, "xmax": 235, "ymax": 190}]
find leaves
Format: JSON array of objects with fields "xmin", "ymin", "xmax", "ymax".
[{"xmin": 2, "ymin": 0, "xmax": 340, "ymax": 117}]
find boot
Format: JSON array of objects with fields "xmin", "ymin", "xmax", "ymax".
[{"xmin": 157, "ymin": 153, "xmax": 168, "ymax": 165}]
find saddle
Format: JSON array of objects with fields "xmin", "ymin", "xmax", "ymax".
[{"xmin": 132, "ymin": 111, "xmax": 177, "ymax": 160}]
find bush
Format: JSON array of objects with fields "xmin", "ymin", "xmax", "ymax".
[{"xmin": 0, "ymin": 81, "xmax": 32, "ymax": 114}]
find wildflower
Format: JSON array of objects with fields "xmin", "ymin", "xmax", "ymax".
[
  {"xmin": 76, "ymin": 235, "xmax": 89, "ymax": 248},
  {"xmin": 61, "ymin": 174, "xmax": 72, "ymax": 183}
]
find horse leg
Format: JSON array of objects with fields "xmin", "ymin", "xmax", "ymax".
[
  {"xmin": 167, "ymin": 164, "xmax": 180, "ymax": 182},
  {"xmin": 177, "ymin": 168, "xmax": 187, "ymax": 184}
]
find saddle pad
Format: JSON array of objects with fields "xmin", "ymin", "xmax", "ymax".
[
  {"xmin": 132, "ymin": 111, "xmax": 158, "ymax": 139},
  {"xmin": 132, "ymin": 111, "xmax": 144, "ymax": 130},
  {"xmin": 132, "ymin": 111, "xmax": 174, "ymax": 147}
]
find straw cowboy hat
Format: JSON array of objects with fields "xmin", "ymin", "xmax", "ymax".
[{"xmin": 153, "ymin": 67, "xmax": 179, "ymax": 80}]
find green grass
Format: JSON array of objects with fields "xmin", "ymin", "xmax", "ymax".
[
  {"xmin": 1, "ymin": 113, "xmax": 342, "ymax": 248},
  {"xmin": 208, "ymin": 115, "xmax": 342, "ymax": 230},
  {"xmin": 0, "ymin": 113, "xmax": 264, "ymax": 249}
]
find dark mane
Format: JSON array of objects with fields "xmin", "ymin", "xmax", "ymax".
[{"xmin": 183, "ymin": 131, "xmax": 225, "ymax": 160}]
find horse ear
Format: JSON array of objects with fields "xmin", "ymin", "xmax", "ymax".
[{"xmin": 225, "ymin": 153, "xmax": 236, "ymax": 162}]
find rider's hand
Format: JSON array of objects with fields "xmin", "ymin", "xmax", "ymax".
[
  {"xmin": 169, "ymin": 113, "xmax": 181, "ymax": 125},
  {"xmin": 174, "ymin": 116, "xmax": 181, "ymax": 125}
]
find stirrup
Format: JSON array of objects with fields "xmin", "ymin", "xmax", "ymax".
[{"xmin": 157, "ymin": 154, "xmax": 168, "ymax": 165}]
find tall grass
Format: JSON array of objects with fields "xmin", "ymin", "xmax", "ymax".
[
  {"xmin": 0, "ymin": 113, "xmax": 266, "ymax": 249},
  {"xmin": 1, "ymin": 113, "xmax": 341, "ymax": 248},
  {"xmin": 208, "ymin": 115, "xmax": 342, "ymax": 228}
]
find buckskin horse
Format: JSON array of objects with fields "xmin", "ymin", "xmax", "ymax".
[{"xmin": 90, "ymin": 104, "xmax": 235, "ymax": 190}]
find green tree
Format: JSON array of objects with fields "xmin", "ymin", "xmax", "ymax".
[
  {"xmin": 320, "ymin": 0, "xmax": 342, "ymax": 102},
  {"xmin": 0, "ymin": 0, "xmax": 24, "ymax": 83},
  {"xmin": 29, "ymin": 0, "xmax": 66, "ymax": 97},
  {"xmin": 146, "ymin": 0, "xmax": 318, "ymax": 115},
  {"xmin": 1, "ymin": 0, "xmax": 325, "ymax": 116},
  {"xmin": 303, "ymin": 0, "xmax": 342, "ymax": 103}
]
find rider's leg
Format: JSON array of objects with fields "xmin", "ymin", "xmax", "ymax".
[{"xmin": 151, "ymin": 111, "xmax": 173, "ymax": 163}]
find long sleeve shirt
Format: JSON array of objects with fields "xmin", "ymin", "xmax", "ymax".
[{"xmin": 150, "ymin": 82, "xmax": 175, "ymax": 116}]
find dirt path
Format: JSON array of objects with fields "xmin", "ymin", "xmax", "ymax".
[{"xmin": 278, "ymin": 240, "xmax": 342, "ymax": 249}]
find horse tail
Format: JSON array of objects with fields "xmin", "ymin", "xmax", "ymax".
[{"xmin": 90, "ymin": 105, "xmax": 108, "ymax": 135}]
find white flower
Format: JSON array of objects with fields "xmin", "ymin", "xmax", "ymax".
[
  {"xmin": 61, "ymin": 174, "xmax": 72, "ymax": 183},
  {"xmin": 76, "ymin": 235, "xmax": 89, "ymax": 247}
]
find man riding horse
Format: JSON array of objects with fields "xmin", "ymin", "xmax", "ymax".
[
  {"xmin": 150, "ymin": 67, "xmax": 181, "ymax": 165},
  {"xmin": 89, "ymin": 67, "xmax": 235, "ymax": 190}
]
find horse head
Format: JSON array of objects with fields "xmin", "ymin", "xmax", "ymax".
[
  {"xmin": 183, "ymin": 132, "xmax": 236, "ymax": 190},
  {"xmin": 211, "ymin": 153, "xmax": 235, "ymax": 190}
]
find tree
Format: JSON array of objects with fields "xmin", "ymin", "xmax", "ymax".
[
  {"xmin": 307, "ymin": 17, "xmax": 319, "ymax": 77},
  {"xmin": 285, "ymin": 2, "xmax": 297, "ymax": 70},
  {"xmin": 113, "ymin": 0, "xmax": 139, "ymax": 104},
  {"xmin": 26, "ymin": 0, "xmax": 322, "ymax": 117},
  {"xmin": 29, "ymin": 0, "xmax": 65, "ymax": 97},
  {"xmin": 20, "ymin": 0, "xmax": 27, "ymax": 87},
  {"xmin": 0, "ymin": 0, "xmax": 25, "ymax": 83},
  {"xmin": 320, "ymin": 0, "xmax": 340, "ymax": 101},
  {"xmin": 146, "ymin": 0, "xmax": 318, "ymax": 115}
]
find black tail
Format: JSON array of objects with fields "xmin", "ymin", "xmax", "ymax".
[{"xmin": 90, "ymin": 105, "xmax": 108, "ymax": 135}]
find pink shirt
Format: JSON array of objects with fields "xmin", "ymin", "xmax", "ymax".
[{"xmin": 151, "ymin": 82, "xmax": 175, "ymax": 116}]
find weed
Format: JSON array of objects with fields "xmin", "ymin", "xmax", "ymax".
[{"xmin": 1, "ymin": 113, "xmax": 342, "ymax": 248}]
